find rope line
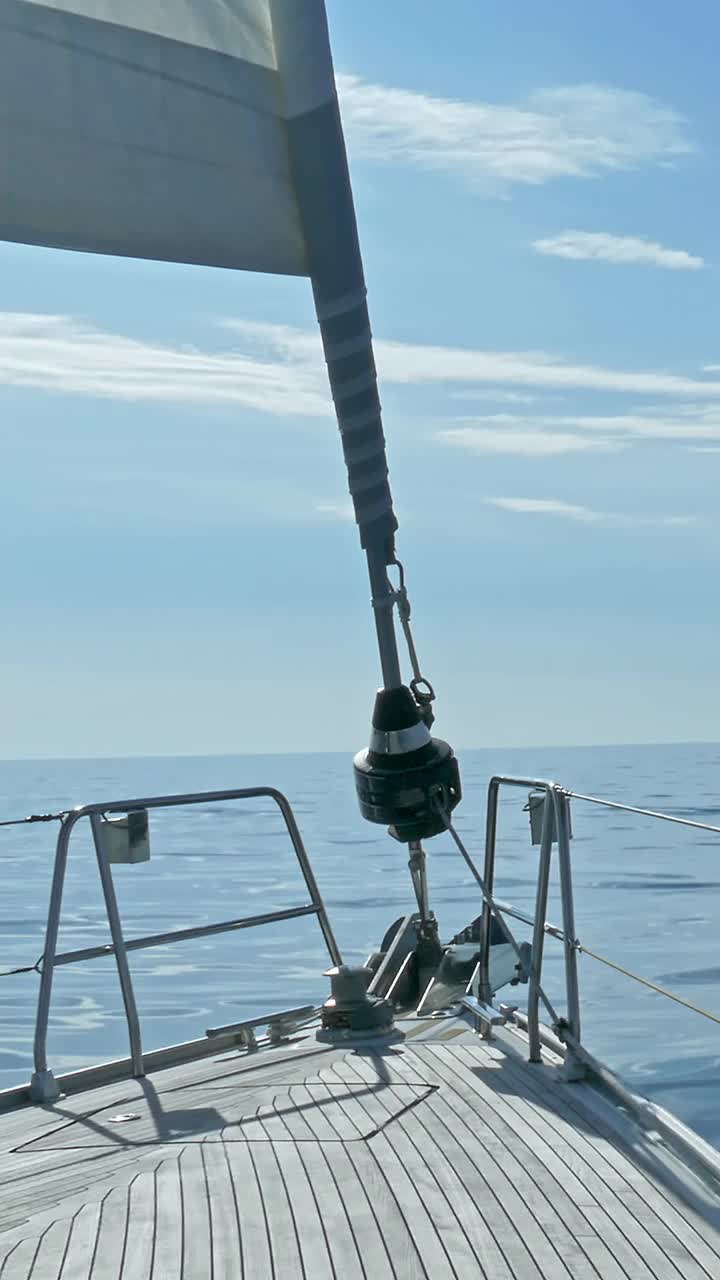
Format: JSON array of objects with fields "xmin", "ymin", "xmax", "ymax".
[
  {"xmin": 577, "ymin": 944, "xmax": 720, "ymax": 1027},
  {"xmin": 435, "ymin": 804, "xmax": 561, "ymax": 1028},
  {"xmin": 0, "ymin": 812, "xmax": 65, "ymax": 829},
  {"xmin": 567, "ymin": 790, "xmax": 720, "ymax": 838},
  {"xmin": 0, "ymin": 955, "xmax": 44, "ymax": 980}
]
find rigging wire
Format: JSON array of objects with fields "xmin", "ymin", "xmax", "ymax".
[
  {"xmin": 0, "ymin": 812, "xmax": 65, "ymax": 829},
  {"xmin": 0, "ymin": 814, "xmax": 60, "ymax": 977},
  {"xmin": 576, "ymin": 943, "xmax": 720, "ymax": 1028},
  {"xmin": 0, "ymin": 955, "xmax": 44, "ymax": 980},
  {"xmin": 434, "ymin": 799, "xmax": 720, "ymax": 1031},
  {"xmin": 432, "ymin": 800, "xmax": 562, "ymax": 1029},
  {"xmin": 567, "ymin": 790, "xmax": 720, "ymax": 838}
]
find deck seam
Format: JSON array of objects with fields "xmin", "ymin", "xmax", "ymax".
[
  {"xmin": 495, "ymin": 1047, "xmax": 720, "ymax": 1272},
  {"xmin": 383, "ymin": 1048, "xmax": 594, "ymax": 1278},
  {"xmin": 324, "ymin": 1142, "xmax": 398, "ymax": 1280},
  {"xmin": 326, "ymin": 1064, "xmax": 450, "ymax": 1280},
  {"xmin": 456, "ymin": 1043, "xmax": 720, "ymax": 1278},
  {"xmin": 315, "ymin": 1144, "xmax": 369, "ymax": 1278},
  {"xmin": 403, "ymin": 1046, "xmax": 649, "ymax": 1280},
  {"xmin": 330, "ymin": 1064, "xmax": 466, "ymax": 1278},
  {"xmin": 346, "ymin": 1052, "xmax": 577, "ymax": 1280},
  {"xmin": 429, "ymin": 1045, "xmax": 671, "ymax": 1280},
  {"xmin": 116, "ymin": 1173, "xmax": 141, "ymax": 1280},
  {"xmin": 245, "ymin": 1141, "xmax": 276, "ymax": 1280},
  {"xmin": 267, "ymin": 1139, "xmax": 308, "ymax": 1279},
  {"xmin": 337, "ymin": 1057, "xmax": 506, "ymax": 1280},
  {"xmin": 220, "ymin": 1139, "xmax": 244, "ymax": 1280}
]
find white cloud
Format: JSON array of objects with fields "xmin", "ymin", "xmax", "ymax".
[
  {"xmin": 372, "ymin": 339, "xmax": 720, "ymax": 399},
  {"xmin": 487, "ymin": 498, "xmax": 696, "ymax": 527},
  {"xmin": 449, "ymin": 389, "xmax": 542, "ymax": 405},
  {"xmin": 0, "ymin": 312, "xmax": 329, "ymax": 415},
  {"xmin": 569, "ymin": 408, "xmax": 720, "ymax": 441},
  {"xmin": 4, "ymin": 313, "xmax": 720, "ymax": 411},
  {"xmin": 533, "ymin": 231, "xmax": 704, "ymax": 270},
  {"xmin": 439, "ymin": 427, "xmax": 622, "ymax": 457},
  {"xmin": 337, "ymin": 76, "xmax": 694, "ymax": 191},
  {"xmin": 437, "ymin": 406, "xmax": 720, "ymax": 454},
  {"xmin": 315, "ymin": 501, "xmax": 354, "ymax": 521}
]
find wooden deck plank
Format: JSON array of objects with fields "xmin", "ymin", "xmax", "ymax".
[
  {"xmin": 114, "ymin": 1173, "xmax": 155, "ymax": 1280},
  {"xmin": 320, "ymin": 1143, "xmax": 396, "ymax": 1280},
  {"xmin": 429, "ymin": 1044, "xmax": 692, "ymax": 1276},
  {"xmin": 327, "ymin": 1072, "xmax": 461, "ymax": 1279},
  {"xmin": 0, "ymin": 1043, "xmax": 338, "ymax": 1149},
  {"xmin": 488, "ymin": 1050, "xmax": 718, "ymax": 1280},
  {"xmin": 86, "ymin": 1185, "xmax": 133, "ymax": 1280},
  {"xmin": 348, "ymin": 1050, "xmax": 608, "ymax": 1280},
  {"xmin": 489, "ymin": 1043, "xmax": 720, "ymax": 1278},
  {"xmin": 23, "ymin": 1221, "xmax": 71, "ymax": 1280},
  {"xmin": 177, "ymin": 1147, "xmax": 212, "ymax": 1280},
  {"xmin": 419, "ymin": 1044, "xmax": 671, "ymax": 1280},
  {"xmin": 269, "ymin": 1085, "xmax": 325, "ymax": 1142},
  {"xmin": 148, "ymin": 1160, "xmax": 183, "ymax": 1280},
  {"xmin": 447, "ymin": 1042, "xmax": 715, "ymax": 1280},
  {"xmin": 304, "ymin": 1081, "xmax": 366, "ymax": 1140},
  {"xmin": 347, "ymin": 1051, "xmax": 576, "ymax": 1280},
  {"xmin": 0, "ymin": 1237, "xmax": 41, "ymax": 1280},
  {"xmin": 201, "ymin": 1144, "xmax": 244, "ymax": 1279},
  {"xmin": 295, "ymin": 1142, "xmax": 367, "ymax": 1280},
  {"xmin": 57, "ymin": 1205, "xmax": 102, "ymax": 1280},
  {"xmin": 391, "ymin": 1047, "xmax": 638, "ymax": 1280},
  {"xmin": 342, "ymin": 1143, "xmax": 429, "ymax": 1280},
  {"xmin": 222, "ymin": 1146, "xmax": 274, "ymax": 1280},
  {"xmin": 330, "ymin": 1061, "xmax": 486, "ymax": 1273},
  {"xmin": 333, "ymin": 1058, "xmax": 502, "ymax": 1280},
  {"xmin": 0, "ymin": 1152, "xmax": 164, "ymax": 1242},
  {"xmin": 1, "ymin": 1030, "xmax": 720, "ymax": 1280},
  {"xmin": 273, "ymin": 1144, "xmax": 336, "ymax": 1280},
  {"xmin": 247, "ymin": 1141, "xmax": 304, "ymax": 1278}
]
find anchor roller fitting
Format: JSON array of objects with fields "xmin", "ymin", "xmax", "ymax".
[{"xmin": 354, "ymin": 685, "xmax": 461, "ymax": 842}]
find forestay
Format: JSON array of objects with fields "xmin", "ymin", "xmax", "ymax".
[{"xmin": 0, "ymin": 0, "xmax": 397, "ymax": 548}]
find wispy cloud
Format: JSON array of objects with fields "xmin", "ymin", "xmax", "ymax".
[
  {"xmin": 4, "ymin": 313, "xmax": 720, "ymax": 410},
  {"xmin": 314, "ymin": 501, "xmax": 354, "ymax": 521},
  {"xmin": 449, "ymin": 389, "xmax": 543, "ymax": 405},
  {"xmin": 487, "ymin": 497, "xmax": 696, "ymax": 527},
  {"xmin": 438, "ymin": 406, "xmax": 720, "ymax": 455},
  {"xmin": 337, "ymin": 76, "xmax": 694, "ymax": 191},
  {"xmin": 0, "ymin": 312, "xmax": 329, "ymax": 415},
  {"xmin": 440, "ymin": 426, "xmax": 622, "ymax": 457},
  {"xmin": 372, "ymin": 340, "xmax": 720, "ymax": 399},
  {"xmin": 533, "ymin": 231, "xmax": 704, "ymax": 270}
]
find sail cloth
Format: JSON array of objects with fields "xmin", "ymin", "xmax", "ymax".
[{"xmin": 0, "ymin": 0, "xmax": 396, "ymax": 545}]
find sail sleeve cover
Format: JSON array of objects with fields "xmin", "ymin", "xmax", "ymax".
[
  {"xmin": 0, "ymin": 0, "xmax": 397, "ymax": 548},
  {"xmin": 269, "ymin": 2, "xmax": 396, "ymax": 551}
]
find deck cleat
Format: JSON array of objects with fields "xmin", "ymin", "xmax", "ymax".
[{"xmin": 353, "ymin": 685, "xmax": 461, "ymax": 842}]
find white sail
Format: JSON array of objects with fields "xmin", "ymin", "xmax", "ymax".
[
  {"xmin": 0, "ymin": 0, "xmax": 320, "ymax": 273},
  {"xmin": 1, "ymin": 0, "xmax": 398, "ymax": 553}
]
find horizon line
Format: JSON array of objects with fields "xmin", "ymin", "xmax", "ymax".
[{"xmin": 1, "ymin": 738, "xmax": 718, "ymax": 766}]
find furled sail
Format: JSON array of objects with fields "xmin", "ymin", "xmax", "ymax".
[{"xmin": 0, "ymin": 0, "xmax": 399, "ymax": 612}]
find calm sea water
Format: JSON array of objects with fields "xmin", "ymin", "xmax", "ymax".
[{"xmin": 2, "ymin": 743, "xmax": 720, "ymax": 1143}]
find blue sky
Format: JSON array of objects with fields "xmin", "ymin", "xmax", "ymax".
[{"xmin": 2, "ymin": 0, "xmax": 720, "ymax": 758}]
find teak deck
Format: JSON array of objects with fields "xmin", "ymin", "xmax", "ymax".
[{"xmin": 1, "ymin": 1020, "xmax": 719, "ymax": 1279}]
